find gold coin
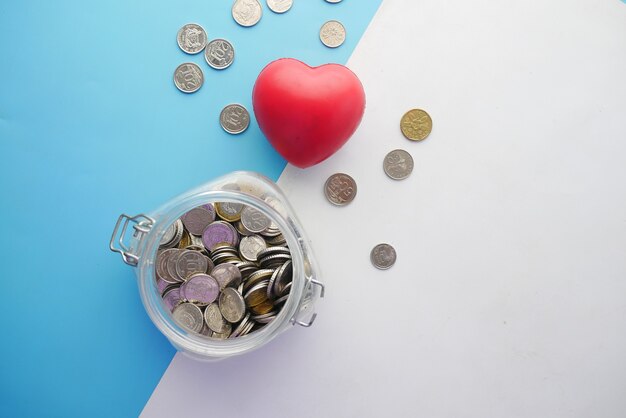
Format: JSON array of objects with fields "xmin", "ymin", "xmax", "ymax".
[
  {"xmin": 400, "ymin": 109, "xmax": 432, "ymax": 141},
  {"xmin": 250, "ymin": 299, "xmax": 274, "ymax": 315},
  {"xmin": 177, "ymin": 229, "xmax": 191, "ymax": 248}
]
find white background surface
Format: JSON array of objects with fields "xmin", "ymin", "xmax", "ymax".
[{"xmin": 142, "ymin": 1, "xmax": 626, "ymax": 417}]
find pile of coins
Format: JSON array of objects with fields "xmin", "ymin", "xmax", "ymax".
[
  {"xmin": 323, "ymin": 108, "xmax": 433, "ymax": 270},
  {"xmin": 156, "ymin": 202, "xmax": 293, "ymax": 339}
]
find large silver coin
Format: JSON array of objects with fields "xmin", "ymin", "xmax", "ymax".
[
  {"xmin": 320, "ymin": 20, "xmax": 346, "ymax": 48},
  {"xmin": 370, "ymin": 243, "xmax": 397, "ymax": 270},
  {"xmin": 181, "ymin": 206, "xmax": 214, "ymax": 235},
  {"xmin": 176, "ymin": 250, "xmax": 209, "ymax": 281},
  {"xmin": 240, "ymin": 206, "xmax": 271, "ymax": 233},
  {"xmin": 172, "ymin": 303, "xmax": 204, "ymax": 333},
  {"xmin": 239, "ymin": 235, "xmax": 267, "ymax": 262},
  {"xmin": 173, "ymin": 63, "xmax": 203, "ymax": 93},
  {"xmin": 204, "ymin": 303, "xmax": 231, "ymax": 333},
  {"xmin": 267, "ymin": 0, "xmax": 292, "ymax": 13},
  {"xmin": 176, "ymin": 23, "xmax": 207, "ymax": 54},
  {"xmin": 219, "ymin": 287, "xmax": 246, "ymax": 323},
  {"xmin": 219, "ymin": 104, "xmax": 250, "ymax": 134},
  {"xmin": 232, "ymin": 0, "xmax": 263, "ymax": 27},
  {"xmin": 204, "ymin": 39, "xmax": 235, "ymax": 70},
  {"xmin": 383, "ymin": 149, "xmax": 414, "ymax": 180},
  {"xmin": 324, "ymin": 173, "xmax": 357, "ymax": 206}
]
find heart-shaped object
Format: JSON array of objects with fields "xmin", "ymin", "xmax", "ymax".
[{"xmin": 252, "ymin": 58, "xmax": 366, "ymax": 168}]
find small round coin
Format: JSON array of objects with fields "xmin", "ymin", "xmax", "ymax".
[
  {"xmin": 240, "ymin": 206, "xmax": 271, "ymax": 233},
  {"xmin": 204, "ymin": 303, "xmax": 230, "ymax": 333},
  {"xmin": 324, "ymin": 173, "xmax": 357, "ymax": 206},
  {"xmin": 176, "ymin": 23, "xmax": 207, "ymax": 54},
  {"xmin": 173, "ymin": 63, "xmax": 204, "ymax": 93},
  {"xmin": 219, "ymin": 104, "xmax": 250, "ymax": 134},
  {"xmin": 239, "ymin": 235, "xmax": 267, "ymax": 262},
  {"xmin": 204, "ymin": 38, "xmax": 235, "ymax": 70},
  {"xmin": 219, "ymin": 287, "xmax": 246, "ymax": 323},
  {"xmin": 266, "ymin": 0, "xmax": 292, "ymax": 13},
  {"xmin": 320, "ymin": 20, "xmax": 346, "ymax": 48},
  {"xmin": 400, "ymin": 109, "xmax": 432, "ymax": 141},
  {"xmin": 172, "ymin": 303, "xmax": 204, "ymax": 333},
  {"xmin": 232, "ymin": 0, "xmax": 263, "ymax": 27},
  {"xmin": 383, "ymin": 149, "xmax": 414, "ymax": 180},
  {"xmin": 370, "ymin": 243, "xmax": 397, "ymax": 270},
  {"xmin": 325, "ymin": 0, "xmax": 342, "ymax": 3}
]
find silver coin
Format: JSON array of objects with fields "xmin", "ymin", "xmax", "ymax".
[
  {"xmin": 156, "ymin": 249, "xmax": 179, "ymax": 284},
  {"xmin": 181, "ymin": 206, "xmax": 214, "ymax": 235},
  {"xmin": 383, "ymin": 149, "xmax": 414, "ymax": 180},
  {"xmin": 159, "ymin": 219, "xmax": 183, "ymax": 248},
  {"xmin": 172, "ymin": 303, "xmax": 204, "ymax": 333},
  {"xmin": 176, "ymin": 250, "xmax": 209, "ymax": 281},
  {"xmin": 320, "ymin": 20, "xmax": 346, "ymax": 48},
  {"xmin": 176, "ymin": 23, "xmax": 207, "ymax": 54},
  {"xmin": 230, "ymin": 313, "xmax": 251, "ymax": 338},
  {"xmin": 204, "ymin": 39, "xmax": 235, "ymax": 70},
  {"xmin": 204, "ymin": 303, "xmax": 231, "ymax": 333},
  {"xmin": 210, "ymin": 263, "xmax": 243, "ymax": 290},
  {"xmin": 266, "ymin": 0, "xmax": 292, "ymax": 13},
  {"xmin": 370, "ymin": 243, "xmax": 397, "ymax": 270},
  {"xmin": 216, "ymin": 202, "xmax": 244, "ymax": 220},
  {"xmin": 240, "ymin": 206, "xmax": 271, "ymax": 233},
  {"xmin": 219, "ymin": 287, "xmax": 246, "ymax": 323},
  {"xmin": 232, "ymin": 0, "xmax": 262, "ymax": 27},
  {"xmin": 219, "ymin": 104, "xmax": 250, "ymax": 134},
  {"xmin": 166, "ymin": 249, "xmax": 185, "ymax": 282},
  {"xmin": 325, "ymin": 0, "xmax": 342, "ymax": 3},
  {"xmin": 212, "ymin": 329, "xmax": 232, "ymax": 339},
  {"xmin": 324, "ymin": 173, "xmax": 357, "ymax": 206},
  {"xmin": 173, "ymin": 63, "xmax": 203, "ymax": 93},
  {"xmin": 239, "ymin": 235, "xmax": 267, "ymax": 262}
]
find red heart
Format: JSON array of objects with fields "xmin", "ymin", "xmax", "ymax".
[{"xmin": 252, "ymin": 58, "xmax": 366, "ymax": 168}]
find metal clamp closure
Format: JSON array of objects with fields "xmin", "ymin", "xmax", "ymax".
[
  {"xmin": 109, "ymin": 213, "xmax": 154, "ymax": 266},
  {"xmin": 291, "ymin": 278, "xmax": 325, "ymax": 328}
]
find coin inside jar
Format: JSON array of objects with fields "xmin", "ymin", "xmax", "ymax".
[{"xmin": 160, "ymin": 202, "xmax": 297, "ymax": 339}]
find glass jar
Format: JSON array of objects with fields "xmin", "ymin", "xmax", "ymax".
[{"xmin": 109, "ymin": 171, "xmax": 324, "ymax": 361}]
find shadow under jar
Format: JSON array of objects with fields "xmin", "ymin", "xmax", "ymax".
[{"xmin": 110, "ymin": 171, "xmax": 324, "ymax": 361}]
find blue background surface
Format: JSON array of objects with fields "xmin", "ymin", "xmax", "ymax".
[{"xmin": 0, "ymin": 0, "xmax": 381, "ymax": 416}]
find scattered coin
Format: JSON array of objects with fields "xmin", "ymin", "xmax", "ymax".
[
  {"xmin": 232, "ymin": 0, "xmax": 263, "ymax": 27},
  {"xmin": 176, "ymin": 23, "xmax": 207, "ymax": 54},
  {"xmin": 320, "ymin": 20, "xmax": 346, "ymax": 48},
  {"xmin": 400, "ymin": 109, "xmax": 432, "ymax": 141},
  {"xmin": 383, "ymin": 149, "xmax": 414, "ymax": 180},
  {"xmin": 205, "ymin": 39, "xmax": 235, "ymax": 70},
  {"xmin": 267, "ymin": 0, "xmax": 292, "ymax": 13},
  {"xmin": 172, "ymin": 303, "xmax": 204, "ymax": 333},
  {"xmin": 324, "ymin": 173, "xmax": 357, "ymax": 206},
  {"xmin": 370, "ymin": 243, "xmax": 397, "ymax": 270},
  {"xmin": 219, "ymin": 104, "xmax": 250, "ymax": 134},
  {"xmin": 173, "ymin": 63, "xmax": 204, "ymax": 93},
  {"xmin": 325, "ymin": 0, "xmax": 342, "ymax": 3}
]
